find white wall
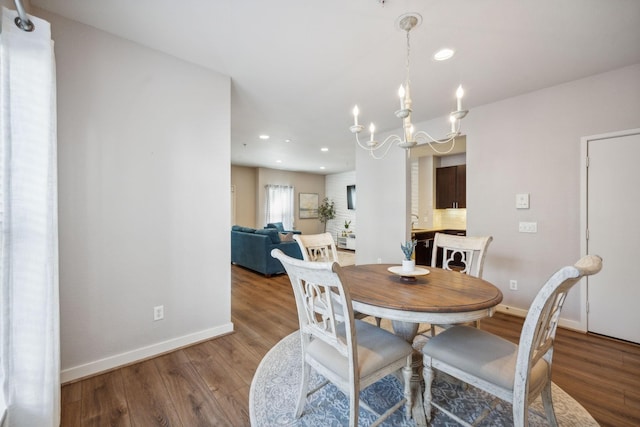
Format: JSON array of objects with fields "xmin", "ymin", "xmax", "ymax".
[
  {"xmin": 39, "ymin": 9, "xmax": 233, "ymax": 382},
  {"xmin": 255, "ymin": 168, "xmax": 326, "ymax": 234},
  {"xmin": 1, "ymin": 0, "xmax": 29, "ymax": 12},
  {"xmin": 324, "ymin": 171, "xmax": 356, "ymax": 240},
  {"xmin": 357, "ymin": 144, "xmax": 411, "ymax": 265},
  {"xmin": 358, "ymin": 63, "xmax": 640, "ymax": 329}
]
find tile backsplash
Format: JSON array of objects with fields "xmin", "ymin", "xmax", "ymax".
[{"xmin": 433, "ymin": 209, "xmax": 467, "ymax": 230}]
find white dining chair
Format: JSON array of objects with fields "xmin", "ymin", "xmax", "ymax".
[
  {"xmin": 427, "ymin": 233, "xmax": 493, "ymax": 335},
  {"xmin": 430, "ymin": 233, "xmax": 493, "ymax": 278},
  {"xmin": 294, "ymin": 232, "xmax": 375, "ymax": 324},
  {"xmin": 294, "ymin": 232, "xmax": 339, "ymax": 263},
  {"xmin": 271, "ymin": 249, "xmax": 414, "ymax": 427},
  {"xmin": 422, "ymin": 255, "xmax": 603, "ymax": 427}
]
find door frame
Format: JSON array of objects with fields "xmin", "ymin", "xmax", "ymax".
[{"xmin": 580, "ymin": 128, "xmax": 640, "ymax": 332}]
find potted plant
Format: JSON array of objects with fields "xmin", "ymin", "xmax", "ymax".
[
  {"xmin": 400, "ymin": 240, "xmax": 417, "ymax": 272},
  {"xmin": 343, "ymin": 220, "xmax": 351, "ymax": 236},
  {"xmin": 318, "ymin": 197, "xmax": 336, "ymax": 232}
]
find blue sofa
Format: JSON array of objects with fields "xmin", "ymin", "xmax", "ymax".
[
  {"xmin": 231, "ymin": 225, "xmax": 303, "ymax": 276},
  {"xmin": 264, "ymin": 222, "xmax": 302, "ymax": 234}
]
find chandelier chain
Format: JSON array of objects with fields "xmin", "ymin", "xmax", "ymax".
[{"xmin": 405, "ymin": 29, "xmax": 411, "ymax": 87}]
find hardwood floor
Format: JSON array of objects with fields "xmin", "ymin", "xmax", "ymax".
[{"xmin": 61, "ymin": 264, "xmax": 640, "ymax": 426}]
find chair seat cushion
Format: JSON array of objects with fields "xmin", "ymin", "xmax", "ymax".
[
  {"xmin": 307, "ymin": 320, "xmax": 412, "ymax": 380},
  {"xmin": 423, "ymin": 325, "xmax": 549, "ymax": 391}
]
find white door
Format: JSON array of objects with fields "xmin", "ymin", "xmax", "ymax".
[{"xmin": 587, "ymin": 130, "xmax": 640, "ymax": 343}]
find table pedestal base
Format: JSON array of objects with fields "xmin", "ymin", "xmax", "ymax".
[
  {"xmin": 391, "ymin": 320, "xmax": 421, "ymax": 376},
  {"xmin": 392, "ymin": 320, "xmax": 428, "ymax": 425}
]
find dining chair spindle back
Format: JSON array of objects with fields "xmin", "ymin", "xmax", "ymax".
[
  {"xmin": 422, "ymin": 255, "xmax": 603, "ymax": 427},
  {"xmin": 294, "ymin": 232, "xmax": 339, "ymax": 263},
  {"xmin": 271, "ymin": 249, "xmax": 414, "ymax": 427},
  {"xmin": 430, "ymin": 233, "xmax": 493, "ymax": 278}
]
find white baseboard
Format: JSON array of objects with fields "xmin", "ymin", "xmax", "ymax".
[
  {"xmin": 61, "ymin": 322, "xmax": 234, "ymax": 384},
  {"xmin": 495, "ymin": 304, "xmax": 586, "ymax": 333},
  {"xmin": 495, "ymin": 303, "xmax": 528, "ymax": 319}
]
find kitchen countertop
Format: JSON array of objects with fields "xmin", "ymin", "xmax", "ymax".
[{"xmin": 412, "ymin": 228, "xmax": 466, "ymax": 234}]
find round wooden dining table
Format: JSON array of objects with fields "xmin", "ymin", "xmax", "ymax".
[
  {"xmin": 341, "ymin": 263, "xmax": 503, "ymax": 326},
  {"xmin": 341, "ymin": 263, "xmax": 503, "ymax": 423}
]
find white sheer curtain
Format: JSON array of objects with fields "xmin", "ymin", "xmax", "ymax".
[
  {"xmin": 264, "ymin": 185, "xmax": 294, "ymax": 230},
  {"xmin": 0, "ymin": 8, "xmax": 60, "ymax": 427}
]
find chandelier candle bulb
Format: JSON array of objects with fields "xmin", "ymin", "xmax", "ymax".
[
  {"xmin": 369, "ymin": 123, "xmax": 375, "ymax": 142},
  {"xmin": 398, "ymin": 85, "xmax": 405, "ymax": 109},
  {"xmin": 456, "ymin": 85, "xmax": 464, "ymax": 111},
  {"xmin": 450, "ymin": 115, "xmax": 456, "ymax": 133},
  {"xmin": 353, "ymin": 105, "xmax": 359, "ymax": 126}
]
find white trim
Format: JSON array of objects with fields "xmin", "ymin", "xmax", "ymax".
[
  {"xmin": 495, "ymin": 303, "xmax": 528, "ymax": 319},
  {"xmin": 495, "ymin": 304, "xmax": 585, "ymax": 333},
  {"xmin": 580, "ymin": 128, "xmax": 640, "ymax": 334},
  {"xmin": 60, "ymin": 323, "xmax": 234, "ymax": 383},
  {"xmin": 579, "ymin": 137, "xmax": 589, "ymax": 333}
]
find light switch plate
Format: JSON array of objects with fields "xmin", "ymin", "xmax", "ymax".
[
  {"xmin": 516, "ymin": 193, "xmax": 530, "ymax": 209},
  {"xmin": 519, "ymin": 221, "xmax": 537, "ymax": 233}
]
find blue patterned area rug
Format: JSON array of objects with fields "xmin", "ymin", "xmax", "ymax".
[{"xmin": 250, "ymin": 332, "xmax": 598, "ymax": 426}]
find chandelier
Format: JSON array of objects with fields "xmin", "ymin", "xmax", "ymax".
[{"xmin": 349, "ymin": 13, "xmax": 468, "ymax": 159}]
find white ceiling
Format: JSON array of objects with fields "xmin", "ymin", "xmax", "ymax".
[{"xmin": 31, "ymin": 0, "xmax": 640, "ymax": 174}]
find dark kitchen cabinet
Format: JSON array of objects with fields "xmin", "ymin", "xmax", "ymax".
[
  {"xmin": 436, "ymin": 165, "xmax": 466, "ymax": 209},
  {"xmin": 413, "ymin": 232, "xmax": 434, "ymax": 266},
  {"xmin": 413, "ymin": 229, "xmax": 466, "ymax": 266}
]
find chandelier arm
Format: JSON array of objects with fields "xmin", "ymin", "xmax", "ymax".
[
  {"xmin": 413, "ymin": 131, "xmax": 457, "ymax": 155},
  {"xmin": 355, "ymin": 132, "xmax": 404, "ymax": 153},
  {"xmin": 380, "ymin": 134, "xmax": 404, "ymax": 149},
  {"xmin": 368, "ymin": 135, "xmax": 404, "ymax": 159},
  {"xmin": 412, "ymin": 130, "xmax": 456, "ymax": 144},
  {"xmin": 354, "ymin": 132, "xmax": 374, "ymax": 151}
]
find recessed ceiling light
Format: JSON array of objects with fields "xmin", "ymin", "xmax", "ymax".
[
  {"xmin": 284, "ymin": 139, "xmax": 292, "ymax": 143},
  {"xmin": 321, "ymin": 147, "xmax": 329, "ymax": 152},
  {"xmin": 275, "ymin": 159, "xmax": 282, "ymax": 163},
  {"xmin": 434, "ymin": 48, "xmax": 455, "ymax": 61},
  {"xmin": 259, "ymin": 134, "xmax": 270, "ymax": 140},
  {"xmin": 320, "ymin": 166, "xmax": 326, "ymax": 170}
]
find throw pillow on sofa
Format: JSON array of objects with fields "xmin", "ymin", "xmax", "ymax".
[{"xmin": 279, "ymin": 232, "xmax": 294, "ymax": 242}]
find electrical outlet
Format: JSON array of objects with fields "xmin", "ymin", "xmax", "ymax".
[
  {"xmin": 377, "ymin": 258, "xmax": 382, "ymax": 264},
  {"xmin": 153, "ymin": 305, "xmax": 164, "ymax": 321},
  {"xmin": 509, "ymin": 280, "xmax": 518, "ymax": 291}
]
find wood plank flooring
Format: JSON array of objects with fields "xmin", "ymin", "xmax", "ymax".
[{"xmin": 61, "ymin": 264, "xmax": 640, "ymax": 426}]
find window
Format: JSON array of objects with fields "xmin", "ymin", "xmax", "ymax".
[
  {"xmin": 265, "ymin": 185, "xmax": 294, "ymax": 230},
  {"xmin": 0, "ymin": 13, "xmax": 60, "ymax": 424}
]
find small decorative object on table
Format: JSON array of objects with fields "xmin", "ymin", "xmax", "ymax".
[
  {"xmin": 389, "ymin": 240, "xmax": 429, "ymax": 282},
  {"xmin": 401, "ymin": 240, "xmax": 417, "ymax": 272},
  {"xmin": 387, "ymin": 265, "xmax": 429, "ymax": 282},
  {"xmin": 343, "ymin": 220, "xmax": 351, "ymax": 237}
]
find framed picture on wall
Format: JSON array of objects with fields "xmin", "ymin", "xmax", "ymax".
[{"xmin": 299, "ymin": 193, "xmax": 319, "ymax": 219}]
